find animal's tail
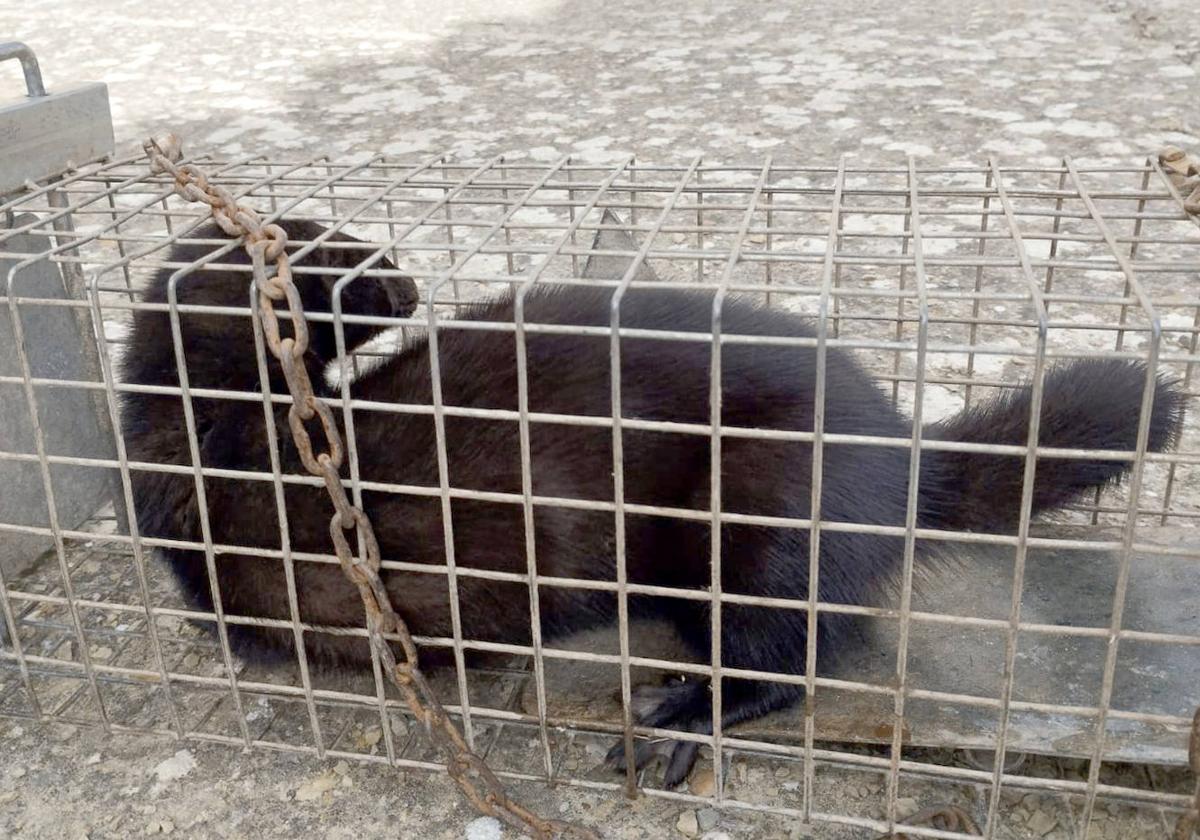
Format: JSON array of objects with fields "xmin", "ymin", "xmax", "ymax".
[{"xmin": 919, "ymin": 358, "xmax": 1186, "ymax": 533}]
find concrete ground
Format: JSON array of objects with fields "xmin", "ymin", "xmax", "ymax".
[
  {"xmin": 2, "ymin": 1, "xmax": 1199, "ymax": 838},
  {"xmin": 1, "ymin": 0, "xmax": 1198, "ymax": 166}
]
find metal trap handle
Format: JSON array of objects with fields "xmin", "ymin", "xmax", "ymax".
[{"xmin": 0, "ymin": 41, "xmax": 47, "ymax": 98}]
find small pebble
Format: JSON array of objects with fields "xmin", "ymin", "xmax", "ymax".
[
  {"xmin": 895, "ymin": 797, "xmax": 919, "ymax": 819},
  {"xmin": 689, "ymin": 768, "xmax": 716, "ymax": 797},
  {"xmin": 85, "ymin": 753, "xmax": 102, "ymax": 766},
  {"xmin": 146, "ymin": 820, "xmax": 174, "ymax": 835},
  {"xmin": 151, "ymin": 750, "xmax": 196, "ymax": 790},
  {"xmin": 1027, "ymin": 809, "xmax": 1058, "ymax": 836},
  {"xmin": 464, "ymin": 816, "xmax": 502, "ymax": 840},
  {"xmin": 293, "ymin": 773, "xmax": 337, "ymax": 802},
  {"xmin": 352, "ymin": 725, "xmax": 383, "ymax": 750},
  {"xmin": 676, "ymin": 809, "xmax": 699, "ymax": 837},
  {"xmin": 91, "ymin": 645, "xmax": 114, "ymax": 660},
  {"xmin": 697, "ymin": 808, "xmax": 719, "ymax": 832}
]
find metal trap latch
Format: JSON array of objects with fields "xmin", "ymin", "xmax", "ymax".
[{"xmin": 0, "ymin": 42, "xmax": 113, "ymax": 195}]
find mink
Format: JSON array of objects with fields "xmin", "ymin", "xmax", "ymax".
[{"xmin": 119, "ymin": 218, "xmax": 1185, "ymax": 788}]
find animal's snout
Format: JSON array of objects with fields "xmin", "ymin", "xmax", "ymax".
[{"xmin": 383, "ymin": 275, "xmax": 419, "ymax": 318}]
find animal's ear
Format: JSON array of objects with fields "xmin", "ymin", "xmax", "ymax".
[{"xmin": 582, "ymin": 209, "xmax": 661, "ymax": 283}]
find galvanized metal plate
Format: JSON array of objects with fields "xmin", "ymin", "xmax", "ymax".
[
  {"xmin": 0, "ymin": 83, "xmax": 113, "ymax": 195},
  {"xmin": 520, "ymin": 524, "xmax": 1200, "ymax": 765},
  {"xmin": 0, "ymin": 213, "xmax": 122, "ymax": 577}
]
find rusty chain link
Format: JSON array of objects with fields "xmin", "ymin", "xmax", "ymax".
[
  {"xmin": 143, "ymin": 134, "xmax": 598, "ymax": 840},
  {"xmin": 1160, "ymin": 146, "xmax": 1200, "ymax": 216},
  {"xmin": 1175, "ymin": 707, "xmax": 1200, "ymax": 840},
  {"xmin": 875, "ymin": 804, "xmax": 981, "ymax": 839}
]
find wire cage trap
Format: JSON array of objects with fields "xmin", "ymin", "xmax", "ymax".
[{"xmin": 3, "ymin": 136, "xmax": 1200, "ymax": 840}]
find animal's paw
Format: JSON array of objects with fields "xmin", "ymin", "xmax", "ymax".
[{"xmin": 605, "ymin": 678, "xmax": 710, "ymax": 789}]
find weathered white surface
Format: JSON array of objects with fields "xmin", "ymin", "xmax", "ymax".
[{"xmin": 1, "ymin": 0, "xmax": 1196, "ymax": 166}]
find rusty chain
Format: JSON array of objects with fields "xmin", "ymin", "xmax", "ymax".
[
  {"xmin": 142, "ymin": 134, "xmax": 598, "ymax": 840},
  {"xmin": 875, "ymin": 804, "xmax": 981, "ymax": 839},
  {"xmin": 1160, "ymin": 146, "xmax": 1200, "ymax": 216},
  {"xmin": 1175, "ymin": 707, "xmax": 1200, "ymax": 840}
]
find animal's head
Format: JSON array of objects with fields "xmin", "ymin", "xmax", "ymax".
[{"xmin": 148, "ymin": 217, "xmax": 418, "ymax": 364}]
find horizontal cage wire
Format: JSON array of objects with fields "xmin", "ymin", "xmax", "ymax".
[{"xmin": 1, "ymin": 151, "xmax": 1199, "ymax": 840}]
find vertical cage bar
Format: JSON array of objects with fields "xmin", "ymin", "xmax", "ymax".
[
  {"xmin": 0, "ymin": 529, "xmax": 40, "ymax": 720},
  {"xmin": 884, "ymin": 157, "xmax": 929, "ymax": 831},
  {"xmin": 325, "ymin": 156, "xmax": 452, "ymax": 766},
  {"xmin": 1065, "ymin": 157, "xmax": 1162, "ymax": 834},
  {"xmin": 695, "ymin": 171, "xmax": 705, "ymax": 284},
  {"xmin": 890, "ymin": 188, "xmax": 913, "ymax": 407},
  {"xmin": 6, "ymin": 255, "xmax": 110, "ymax": 727},
  {"xmin": 89, "ymin": 278, "xmax": 185, "ymax": 737},
  {"xmin": 1040, "ymin": 165, "xmax": 1069, "ymax": 320},
  {"xmin": 963, "ymin": 168, "xmax": 994, "ymax": 409},
  {"xmin": 100, "ymin": 190, "xmax": 135, "ymax": 300},
  {"xmin": 424, "ymin": 156, "xmax": 571, "ymax": 750},
  {"xmin": 609, "ymin": 157, "xmax": 702, "ymax": 795},
  {"xmin": 512, "ymin": 154, "xmax": 636, "ymax": 778},
  {"xmin": 802, "ymin": 156, "xmax": 846, "ymax": 822},
  {"xmin": 708, "ymin": 157, "xmax": 773, "ymax": 802},
  {"xmin": 1089, "ymin": 166, "xmax": 1154, "ymax": 526},
  {"xmin": 1150, "ymin": 155, "xmax": 1200, "ymax": 525},
  {"xmin": 981, "ymin": 158, "xmax": 1050, "ymax": 839},
  {"xmin": 165, "ymin": 251, "xmax": 254, "ymax": 744},
  {"xmin": 567, "ymin": 164, "xmax": 579, "ymax": 279},
  {"xmin": 764, "ymin": 187, "xmax": 774, "ymax": 304},
  {"xmin": 830, "ymin": 196, "xmax": 847, "ymax": 340},
  {"xmin": 248, "ymin": 284, "xmax": 327, "ymax": 757}
]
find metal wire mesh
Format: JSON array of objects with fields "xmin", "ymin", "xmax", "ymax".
[{"xmin": 2, "ymin": 152, "xmax": 1199, "ymax": 839}]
